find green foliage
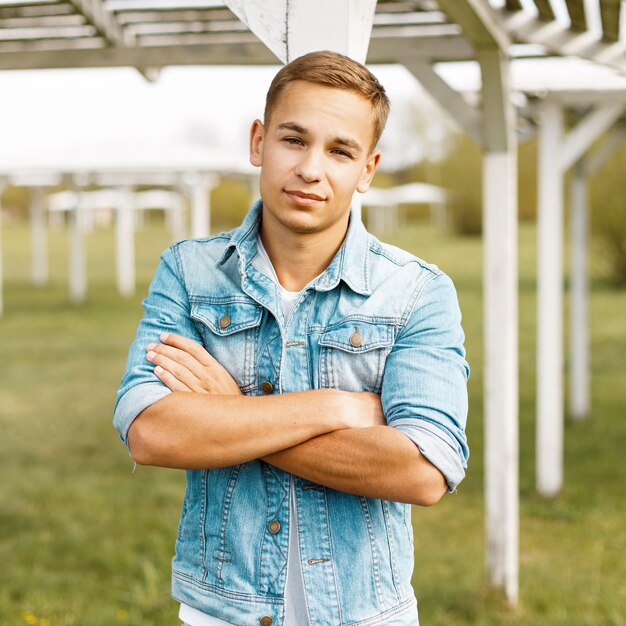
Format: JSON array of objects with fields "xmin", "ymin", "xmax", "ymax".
[
  {"xmin": 0, "ymin": 186, "xmax": 30, "ymax": 220},
  {"xmin": 438, "ymin": 134, "xmax": 483, "ymax": 236},
  {"xmin": 518, "ymin": 138, "xmax": 537, "ymax": 221},
  {"xmin": 590, "ymin": 142, "xmax": 626, "ymax": 285},
  {"xmin": 211, "ymin": 177, "xmax": 254, "ymax": 232},
  {"xmin": 0, "ymin": 222, "xmax": 625, "ymax": 625}
]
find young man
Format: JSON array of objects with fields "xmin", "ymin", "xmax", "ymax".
[{"xmin": 114, "ymin": 51, "xmax": 469, "ymax": 626}]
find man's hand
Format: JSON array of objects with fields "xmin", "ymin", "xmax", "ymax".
[
  {"xmin": 146, "ymin": 333, "xmax": 385, "ymax": 430},
  {"xmin": 146, "ymin": 332, "xmax": 242, "ymax": 396}
]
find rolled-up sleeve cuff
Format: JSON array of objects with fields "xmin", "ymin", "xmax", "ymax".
[
  {"xmin": 390, "ymin": 418, "xmax": 466, "ymax": 492},
  {"xmin": 113, "ymin": 382, "xmax": 172, "ymax": 453}
]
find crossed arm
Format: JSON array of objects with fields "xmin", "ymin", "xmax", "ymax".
[{"xmin": 128, "ymin": 333, "xmax": 447, "ymax": 506}]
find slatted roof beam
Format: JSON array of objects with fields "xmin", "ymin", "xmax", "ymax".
[
  {"xmin": 533, "ymin": 0, "xmax": 556, "ymax": 21},
  {"xmin": 68, "ymin": 0, "xmax": 130, "ymax": 46},
  {"xmin": 564, "ymin": 0, "xmax": 587, "ymax": 31},
  {"xmin": 437, "ymin": 0, "xmax": 510, "ymax": 50},
  {"xmin": 496, "ymin": 8, "xmax": 626, "ymax": 75},
  {"xmin": 599, "ymin": 0, "xmax": 620, "ymax": 41}
]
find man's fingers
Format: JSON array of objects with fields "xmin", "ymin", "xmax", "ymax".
[
  {"xmin": 147, "ymin": 342, "xmax": 208, "ymax": 382},
  {"xmin": 147, "ymin": 350, "xmax": 205, "ymax": 393},
  {"xmin": 159, "ymin": 333, "xmax": 217, "ymax": 367},
  {"xmin": 153, "ymin": 365, "xmax": 193, "ymax": 393}
]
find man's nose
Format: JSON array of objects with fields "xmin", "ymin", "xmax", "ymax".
[{"xmin": 294, "ymin": 148, "xmax": 323, "ymax": 183}]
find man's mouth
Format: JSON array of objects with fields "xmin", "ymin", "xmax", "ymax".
[{"xmin": 284, "ymin": 190, "xmax": 326, "ymax": 204}]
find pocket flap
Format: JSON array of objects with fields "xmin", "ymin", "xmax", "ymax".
[
  {"xmin": 191, "ymin": 299, "xmax": 263, "ymax": 336},
  {"xmin": 319, "ymin": 320, "xmax": 394, "ymax": 354}
]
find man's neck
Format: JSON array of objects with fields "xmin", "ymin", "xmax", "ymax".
[{"xmin": 259, "ymin": 213, "xmax": 349, "ymax": 292}]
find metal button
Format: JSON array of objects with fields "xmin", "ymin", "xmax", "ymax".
[
  {"xmin": 349, "ymin": 331, "xmax": 363, "ymax": 348},
  {"xmin": 259, "ymin": 616, "xmax": 273, "ymax": 626},
  {"xmin": 219, "ymin": 314, "xmax": 231, "ymax": 329},
  {"xmin": 261, "ymin": 381, "xmax": 274, "ymax": 394},
  {"xmin": 268, "ymin": 520, "xmax": 281, "ymax": 534}
]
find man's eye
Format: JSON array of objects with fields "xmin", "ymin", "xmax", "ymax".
[
  {"xmin": 284, "ymin": 137, "xmax": 303, "ymax": 145},
  {"xmin": 332, "ymin": 149, "xmax": 352, "ymax": 159}
]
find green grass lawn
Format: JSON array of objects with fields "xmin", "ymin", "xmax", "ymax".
[{"xmin": 0, "ymin": 219, "xmax": 624, "ymax": 626}]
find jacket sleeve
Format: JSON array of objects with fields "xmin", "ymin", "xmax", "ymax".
[
  {"xmin": 113, "ymin": 245, "xmax": 204, "ymax": 454},
  {"xmin": 381, "ymin": 271, "xmax": 470, "ymax": 492}
]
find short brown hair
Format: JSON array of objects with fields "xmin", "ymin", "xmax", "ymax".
[{"xmin": 264, "ymin": 50, "xmax": 390, "ymax": 152}]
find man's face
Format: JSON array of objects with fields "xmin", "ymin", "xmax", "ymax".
[{"xmin": 249, "ymin": 80, "xmax": 381, "ymax": 241}]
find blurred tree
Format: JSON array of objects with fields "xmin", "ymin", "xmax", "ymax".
[
  {"xmin": 590, "ymin": 140, "xmax": 626, "ymax": 285},
  {"xmin": 439, "ymin": 133, "xmax": 483, "ymax": 236},
  {"xmin": 211, "ymin": 177, "xmax": 253, "ymax": 232},
  {"xmin": 518, "ymin": 137, "xmax": 537, "ymax": 221}
]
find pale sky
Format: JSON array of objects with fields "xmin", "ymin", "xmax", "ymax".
[{"xmin": 0, "ymin": 64, "xmax": 444, "ymax": 173}]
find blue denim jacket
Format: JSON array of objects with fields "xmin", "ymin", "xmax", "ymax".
[{"xmin": 114, "ymin": 201, "xmax": 469, "ymax": 626}]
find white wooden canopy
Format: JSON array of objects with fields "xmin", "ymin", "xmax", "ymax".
[
  {"xmin": 2, "ymin": 0, "xmax": 626, "ymax": 609},
  {"xmin": 0, "ymin": 1, "xmax": 624, "ymax": 72}
]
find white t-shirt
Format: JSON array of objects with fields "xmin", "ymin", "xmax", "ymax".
[{"xmin": 179, "ymin": 236, "xmax": 311, "ymax": 626}]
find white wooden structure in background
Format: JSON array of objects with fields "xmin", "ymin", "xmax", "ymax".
[{"xmin": 2, "ymin": 0, "xmax": 626, "ymax": 608}]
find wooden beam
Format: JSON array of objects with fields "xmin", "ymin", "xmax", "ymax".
[
  {"xmin": 569, "ymin": 160, "xmax": 590, "ymax": 420},
  {"xmin": 29, "ymin": 186, "xmax": 48, "ymax": 286},
  {"xmin": 0, "ymin": 23, "xmax": 95, "ymax": 39},
  {"xmin": 505, "ymin": 0, "xmax": 524, "ymax": 10},
  {"xmin": 0, "ymin": 4, "xmax": 75, "ymax": 18},
  {"xmin": 584, "ymin": 122, "xmax": 626, "ymax": 174},
  {"xmin": 285, "ymin": 0, "xmax": 377, "ymax": 62},
  {"xmin": 534, "ymin": 0, "xmax": 556, "ymax": 21},
  {"xmin": 537, "ymin": 99, "xmax": 564, "ymax": 498},
  {"xmin": 497, "ymin": 9, "xmax": 626, "ymax": 75},
  {"xmin": 68, "ymin": 0, "xmax": 130, "ymax": 45},
  {"xmin": 560, "ymin": 102, "xmax": 625, "ymax": 170},
  {"xmin": 437, "ymin": 0, "xmax": 510, "ymax": 50},
  {"xmin": 0, "ymin": 39, "xmax": 277, "ymax": 68},
  {"xmin": 478, "ymin": 46, "xmax": 520, "ymax": 606},
  {"xmin": 599, "ymin": 0, "xmax": 620, "ymax": 41},
  {"xmin": 401, "ymin": 57, "xmax": 483, "ymax": 145},
  {"xmin": 115, "ymin": 187, "xmax": 135, "ymax": 298},
  {"xmin": 371, "ymin": 32, "xmax": 475, "ymax": 62},
  {"xmin": 564, "ymin": 0, "xmax": 587, "ymax": 31},
  {"xmin": 222, "ymin": 0, "xmax": 287, "ymax": 62}
]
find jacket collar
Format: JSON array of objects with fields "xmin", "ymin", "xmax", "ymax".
[{"xmin": 217, "ymin": 199, "xmax": 371, "ymax": 296}]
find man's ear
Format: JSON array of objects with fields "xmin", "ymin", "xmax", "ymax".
[
  {"xmin": 356, "ymin": 150, "xmax": 381, "ymax": 193},
  {"xmin": 249, "ymin": 119, "xmax": 264, "ymax": 167}
]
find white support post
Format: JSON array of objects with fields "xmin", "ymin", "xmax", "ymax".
[
  {"xmin": 69, "ymin": 202, "xmax": 87, "ymax": 304},
  {"xmin": 225, "ymin": 0, "xmax": 377, "ymax": 64},
  {"xmin": 169, "ymin": 189, "xmax": 186, "ymax": 243},
  {"xmin": 190, "ymin": 175, "xmax": 218, "ymax": 239},
  {"xmin": 569, "ymin": 160, "xmax": 589, "ymax": 420},
  {"xmin": 537, "ymin": 100, "xmax": 565, "ymax": 498},
  {"xmin": 30, "ymin": 187, "xmax": 48, "ymax": 287},
  {"xmin": 0, "ymin": 182, "xmax": 4, "ymax": 317},
  {"xmin": 286, "ymin": 0, "xmax": 377, "ymax": 62},
  {"xmin": 115, "ymin": 187, "xmax": 135, "ymax": 298},
  {"xmin": 479, "ymin": 48, "xmax": 519, "ymax": 606}
]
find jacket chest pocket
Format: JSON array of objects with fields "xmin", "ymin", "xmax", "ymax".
[
  {"xmin": 190, "ymin": 298, "xmax": 263, "ymax": 394},
  {"xmin": 318, "ymin": 320, "xmax": 395, "ymax": 393}
]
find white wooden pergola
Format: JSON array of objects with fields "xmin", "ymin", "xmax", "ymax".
[
  {"xmin": 1, "ymin": 0, "xmax": 626, "ymax": 606},
  {"xmin": 0, "ymin": 159, "xmax": 256, "ymax": 304}
]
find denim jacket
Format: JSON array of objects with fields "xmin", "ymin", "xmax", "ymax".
[{"xmin": 114, "ymin": 201, "xmax": 469, "ymax": 626}]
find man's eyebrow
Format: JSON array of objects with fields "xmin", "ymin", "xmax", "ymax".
[
  {"xmin": 276, "ymin": 122, "xmax": 308, "ymax": 134},
  {"xmin": 276, "ymin": 121, "xmax": 364, "ymax": 155},
  {"xmin": 333, "ymin": 136, "xmax": 363, "ymax": 155}
]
